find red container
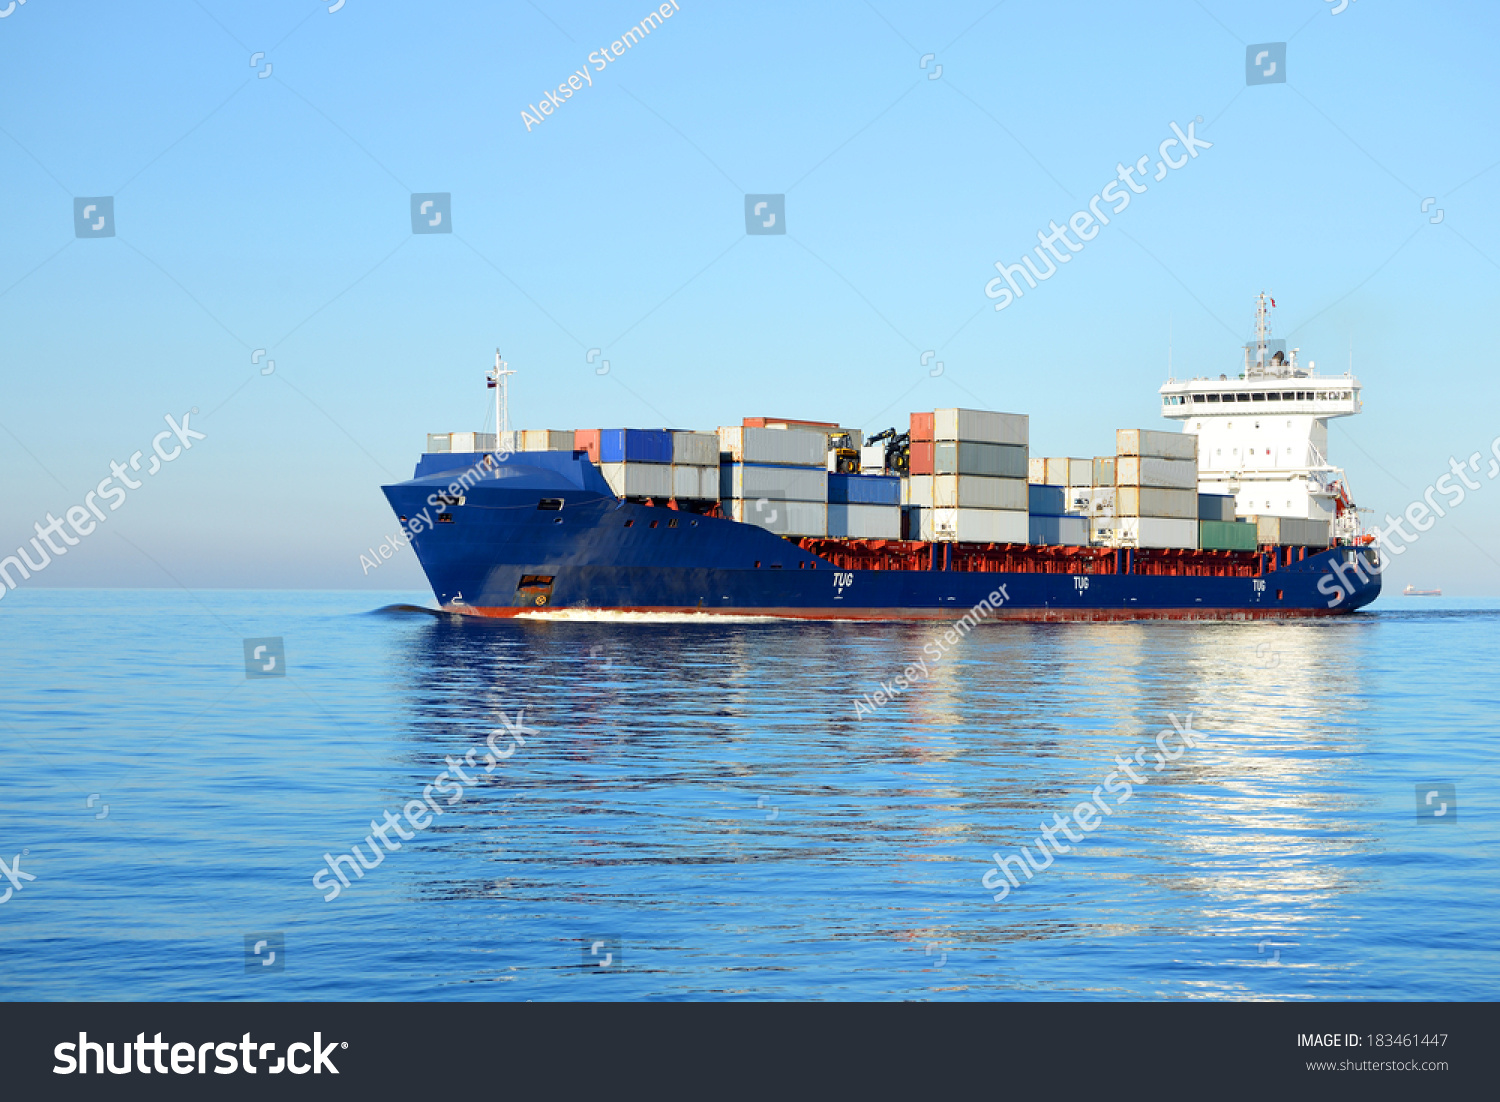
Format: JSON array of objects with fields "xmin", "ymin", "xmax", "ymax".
[
  {"xmin": 909, "ymin": 411, "xmax": 934, "ymax": 442},
  {"xmin": 574, "ymin": 429, "xmax": 601, "ymax": 464},
  {"xmin": 908, "ymin": 440, "xmax": 934, "ymax": 475},
  {"xmin": 743, "ymin": 416, "xmax": 839, "ymax": 429}
]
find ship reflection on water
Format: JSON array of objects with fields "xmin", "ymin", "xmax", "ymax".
[{"xmin": 379, "ymin": 609, "xmax": 1478, "ymax": 998}]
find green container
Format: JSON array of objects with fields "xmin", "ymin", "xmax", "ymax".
[{"xmin": 1199, "ymin": 519, "xmax": 1258, "ymax": 551}]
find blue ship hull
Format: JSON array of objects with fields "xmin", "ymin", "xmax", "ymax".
[{"xmin": 382, "ymin": 452, "xmax": 1381, "ymax": 620}]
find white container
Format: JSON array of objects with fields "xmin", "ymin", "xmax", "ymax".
[
  {"xmin": 1115, "ymin": 487, "xmax": 1198, "ymax": 519},
  {"xmin": 717, "ymin": 426, "xmax": 826, "ymax": 467},
  {"xmin": 1063, "ymin": 485, "xmax": 1108, "ymax": 515},
  {"xmin": 859, "ymin": 444, "xmax": 888, "ymax": 473},
  {"xmin": 1044, "ymin": 457, "xmax": 1091, "ymax": 486},
  {"xmin": 671, "ymin": 464, "xmax": 718, "ymax": 500},
  {"xmin": 1115, "ymin": 516, "xmax": 1199, "ymax": 549},
  {"xmin": 426, "ymin": 433, "xmax": 451, "ymax": 453},
  {"xmin": 923, "ymin": 507, "xmax": 1028, "ymax": 543},
  {"xmin": 933, "ymin": 408, "xmax": 1029, "ymax": 446},
  {"xmin": 1028, "ymin": 457, "xmax": 1047, "ymax": 483},
  {"xmin": 827, "ymin": 503, "xmax": 900, "ymax": 539},
  {"xmin": 1115, "ymin": 456, "xmax": 1198, "ymax": 489},
  {"xmin": 600, "ymin": 461, "xmax": 673, "ymax": 499},
  {"xmin": 522, "ymin": 429, "xmax": 575, "ymax": 451},
  {"xmin": 1116, "ymin": 428, "xmax": 1197, "ymax": 460},
  {"xmin": 908, "ymin": 475, "xmax": 932, "ymax": 507},
  {"xmin": 449, "ymin": 432, "xmax": 497, "ymax": 453},
  {"xmin": 497, "ymin": 430, "xmax": 521, "ymax": 455},
  {"xmin": 725, "ymin": 463, "xmax": 826, "ymax": 502},
  {"xmin": 730, "ymin": 498, "xmax": 826, "ymax": 537},
  {"xmin": 932, "ymin": 474, "xmax": 1028, "ymax": 510},
  {"xmin": 1254, "ymin": 515, "xmax": 1331, "ymax": 547},
  {"xmin": 670, "ymin": 431, "xmax": 719, "ymax": 467}
]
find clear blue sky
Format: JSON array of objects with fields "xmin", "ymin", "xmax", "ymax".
[{"xmin": 1, "ymin": 0, "xmax": 1496, "ymax": 593}]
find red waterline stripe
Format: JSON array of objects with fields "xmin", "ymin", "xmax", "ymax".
[{"xmin": 450, "ymin": 605, "xmax": 1354, "ymax": 623}]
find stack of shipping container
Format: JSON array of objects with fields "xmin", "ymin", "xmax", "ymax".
[
  {"xmin": 1109, "ymin": 429, "xmax": 1200, "ymax": 549},
  {"xmin": 1026, "ymin": 484, "xmax": 1090, "ymax": 545},
  {"xmin": 1197, "ymin": 492, "xmax": 1257, "ymax": 550},
  {"xmin": 908, "ymin": 408, "xmax": 1030, "ymax": 543},
  {"xmin": 827, "ymin": 471, "xmax": 901, "ymax": 538},
  {"xmin": 588, "ymin": 428, "xmax": 673, "ymax": 499},
  {"xmin": 717, "ymin": 424, "xmax": 829, "ymax": 536},
  {"xmin": 431, "ymin": 409, "xmax": 1333, "ymax": 553},
  {"xmin": 568, "ymin": 428, "xmax": 718, "ymax": 502},
  {"xmin": 668, "ymin": 430, "xmax": 721, "ymax": 501}
]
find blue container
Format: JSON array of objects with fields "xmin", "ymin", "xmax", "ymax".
[
  {"xmin": 1029, "ymin": 514, "xmax": 1090, "ymax": 546},
  {"xmin": 828, "ymin": 473, "xmax": 901, "ymax": 506},
  {"xmin": 599, "ymin": 428, "xmax": 673, "ymax": 465},
  {"xmin": 1028, "ymin": 484, "xmax": 1067, "ymax": 515}
]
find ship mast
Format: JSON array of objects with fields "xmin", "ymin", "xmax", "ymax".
[
  {"xmin": 1252, "ymin": 291, "xmax": 1269, "ymax": 374},
  {"xmin": 487, "ymin": 349, "xmax": 514, "ymax": 446}
]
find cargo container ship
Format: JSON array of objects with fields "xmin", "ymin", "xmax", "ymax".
[{"xmin": 383, "ymin": 299, "xmax": 1381, "ymax": 620}]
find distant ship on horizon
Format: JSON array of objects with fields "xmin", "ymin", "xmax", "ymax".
[{"xmin": 1403, "ymin": 585, "xmax": 1442, "ymax": 596}]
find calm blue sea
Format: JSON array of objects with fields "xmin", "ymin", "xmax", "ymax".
[{"xmin": 1, "ymin": 589, "xmax": 1496, "ymax": 1001}]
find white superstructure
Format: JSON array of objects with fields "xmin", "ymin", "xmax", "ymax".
[{"xmin": 1159, "ymin": 294, "xmax": 1362, "ymax": 541}]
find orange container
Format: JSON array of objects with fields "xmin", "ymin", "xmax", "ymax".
[
  {"xmin": 908, "ymin": 440, "xmax": 934, "ymax": 475},
  {"xmin": 909, "ymin": 411, "xmax": 934, "ymax": 442},
  {"xmin": 574, "ymin": 429, "xmax": 601, "ymax": 463}
]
